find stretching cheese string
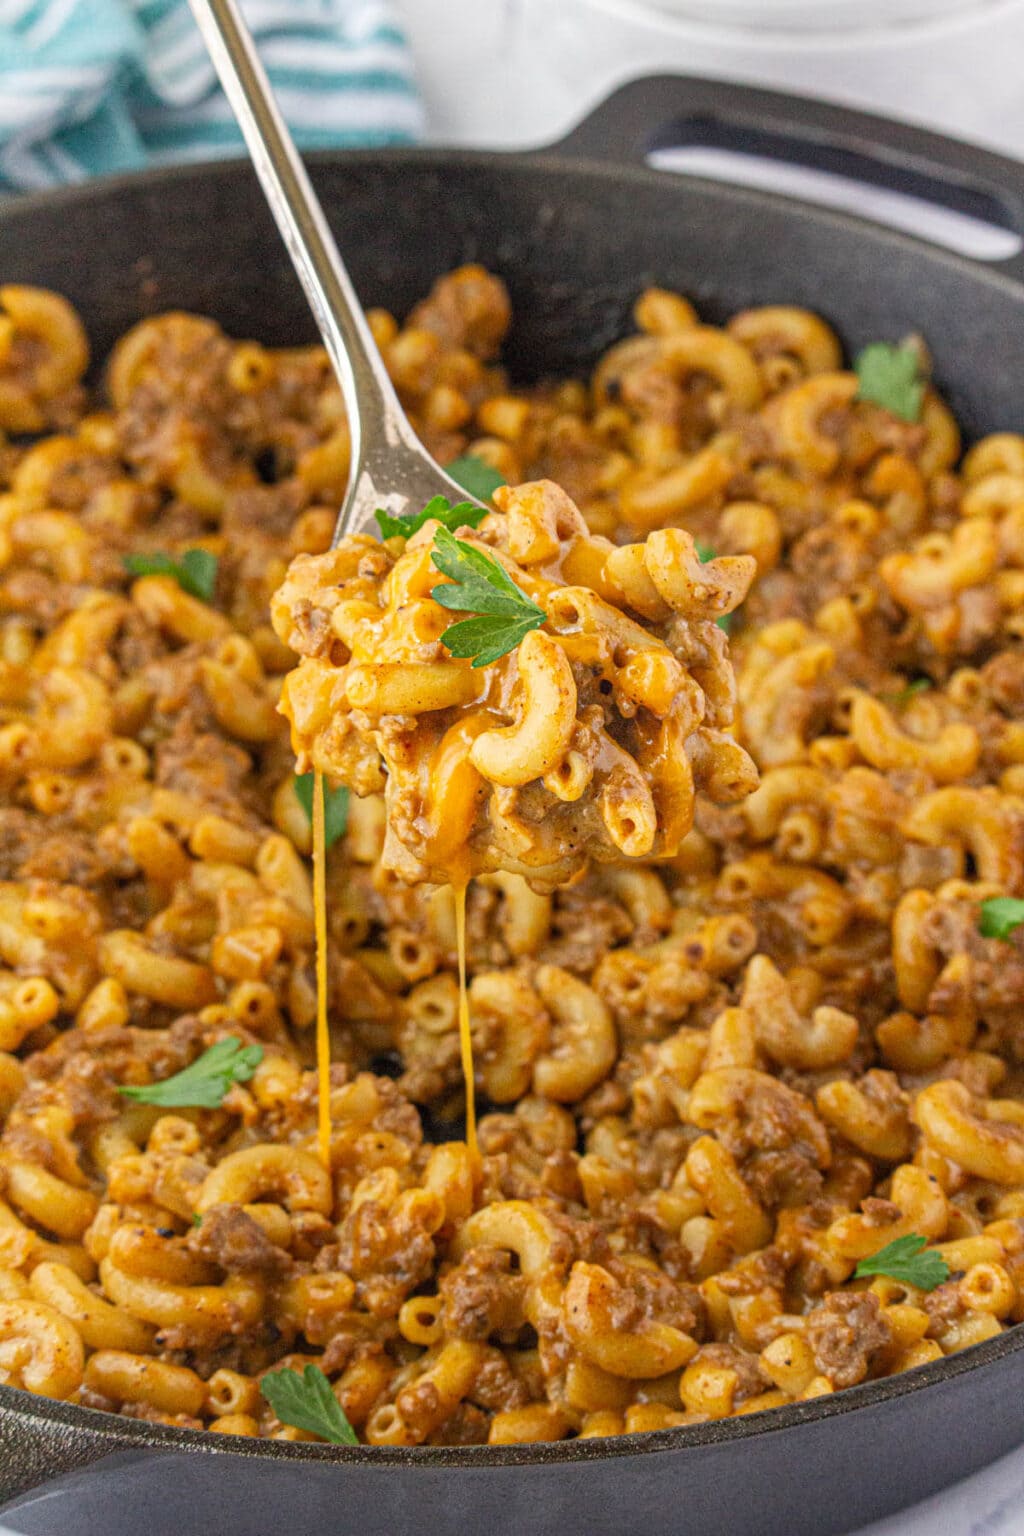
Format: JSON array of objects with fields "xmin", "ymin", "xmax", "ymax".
[
  {"xmin": 313, "ymin": 775, "xmax": 477, "ymax": 1175},
  {"xmin": 454, "ymin": 882, "xmax": 478, "ymax": 1171},
  {"xmin": 312, "ymin": 769, "xmax": 331, "ymax": 1170}
]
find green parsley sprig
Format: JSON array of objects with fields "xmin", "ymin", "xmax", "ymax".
[
  {"xmin": 118, "ymin": 1037, "xmax": 263, "ymax": 1110},
  {"xmin": 695, "ymin": 540, "xmax": 735, "ymax": 635},
  {"xmin": 445, "ymin": 453, "xmax": 506, "ymax": 501},
  {"xmin": 882, "ymin": 677, "xmax": 931, "ymax": 706},
  {"xmin": 374, "ymin": 493, "xmax": 487, "ymax": 542},
  {"xmin": 979, "ymin": 896, "xmax": 1024, "ymax": 942},
  {"xmin": 854, "ymin": 342, "xmax": 926, "ymax": 424},
  {"xmin": 430, "ymin": 526, "xmax": 546, "ymax": 668},
  {"xmin": 854, "ymin": 1233, "xmax": 950, "ymax": 1291},
  {"xmin": 123, "ymin": 548, "xmax": 218, "ymax": 602},
  {"xmin": 294, "ymin": 772, "xmax": 350, "ymax": 849},
  {"xmin": 260, "ymin": 1364, "xmax": 358, "ymax": 1445}
]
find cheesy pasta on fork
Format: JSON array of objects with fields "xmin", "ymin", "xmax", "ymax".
[{"xmin": 272, "ymin": 480, "xmax": 757, "ymax": 887}]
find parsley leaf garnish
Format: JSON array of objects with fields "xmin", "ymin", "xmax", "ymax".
[
  {"xmin": 979, "ymin": 896, "xmax": 1024, "ymax": 942},
  {"xmin": 445, "ymin": 454, "xmax": 506, "ymax": 501},
  {"xmin": 294, "ymin": 773, "xmax": 350, "ymax": 849},
  {"xmin": 882, "ymin": 677, "xmax": 931, "ymax": 706},
  {"xmin": 854, "ymin": 1234, "xmax": 950, "ymax": 1291},
  {"xmin": 854, "ymin": 342, "xmax": 926, "ymax": 423},
  {"xmin": 123, "ymin": 548, "xmax": 218, "ymax": 602},
  {"xmin": 430, "ymin": 526, "xmax": 546, "ymax": 668},
  {"xmin": 437, "ymin": 611, "xmax": 544, "ymax": 668},
  {"xmin": 118, "ymin": 1037, "xmax": 263, "ymax": 1110},
  {"xmin": 694, "ymin": 541, "xmax": 735, "ymax": 635},
  {"xmin": 374, "ymin": 494, "xmax": 487, "ymax": 542},
  {"xmin": 260, "ymin": 1364, "xmax": 358, "ymax": 1445}
]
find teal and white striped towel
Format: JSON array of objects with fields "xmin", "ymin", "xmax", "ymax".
[{"xmin": 0, "ymin": 0, "xmax": 424, "ymax": 191}]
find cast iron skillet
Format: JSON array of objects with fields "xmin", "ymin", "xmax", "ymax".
[{"xmin": 1, "ymin": 75, "xmax": 1023, "ymax": 1536}]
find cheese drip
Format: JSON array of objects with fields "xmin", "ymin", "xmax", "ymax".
[
  {"xmin": 454, "ymin": 882, "xmax": 478, "ymax": 1169},
  {"xmin": 311, "ymin": 776, "xmax": 478, "ymax": 1173},
  {"xmin": 312, "ymin": 769, "xmax": 331, "ymax": 1169}
]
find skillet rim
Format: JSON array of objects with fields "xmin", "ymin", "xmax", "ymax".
[
  {"xmin": 0, "ymin": 1323, "xmax": 1021, "ymax": 1465},
  {"xmin": 1, "ymin": 140, "xmax": 1023, "ymax": 307},
  {"xmin": 1, "ymin": 142, "xmax": 1023, "ymax": 1468}
]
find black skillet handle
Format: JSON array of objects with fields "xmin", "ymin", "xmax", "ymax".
[{"xmin": 552, "ymin": 75, "xmax": 1024, "ymax": 284}]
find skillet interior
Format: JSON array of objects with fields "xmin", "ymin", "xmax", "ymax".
[{"xmin": 1, "ymin": 89, "xmax": 1024, "ymax": 1532}]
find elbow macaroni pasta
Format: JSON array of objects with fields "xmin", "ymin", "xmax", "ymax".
[{"xmin": 0, "ymin": 269, "xmax": 1021, "ymax": 1445}]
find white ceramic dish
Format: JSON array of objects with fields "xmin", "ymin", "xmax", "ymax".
[
  {"xmin": 612, "ymin": 0, "xmax": 1000, "ymax": 35},
  {"xmin": 402, "ymin": 0, "xmax": 1024, "ymax": 158}
]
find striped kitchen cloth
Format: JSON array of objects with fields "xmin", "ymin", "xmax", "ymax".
[{"xmin": 0, "ymin": 0, "xmax": 424, "ymax": 191}]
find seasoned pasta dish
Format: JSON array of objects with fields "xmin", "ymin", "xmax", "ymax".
[{"xmin": 0, "ymin": 268, "xmax": 1022, "ymax": 1447}]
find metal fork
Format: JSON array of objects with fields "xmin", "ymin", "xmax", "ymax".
[{"xmin": 186, "ymin": 0, "xmax": 478, "ymax": 542}]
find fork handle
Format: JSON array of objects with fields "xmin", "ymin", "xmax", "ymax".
[{"xmin": 186, "ymin": 0, "xmax": 420, "ymax": 509}]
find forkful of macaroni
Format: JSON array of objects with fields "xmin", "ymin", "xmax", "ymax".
[
  {"xmin": 272, "ymin": 479, "xmax": 757, "ymax": 889},
  {"xmin": 188, "ymin": 0, "xmax": 759, "ymax": 1171},
  {"xmin": 187, "ymin": 0, "xmax": 526, "ymax": 1173},
  {"xmin": 272, "ymin": 479, "xmax": 757, "ymax": 1163}
]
